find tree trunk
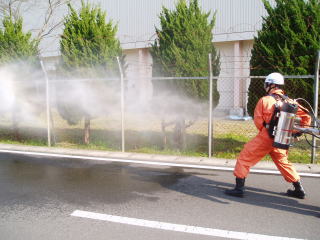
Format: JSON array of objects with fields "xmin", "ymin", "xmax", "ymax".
[
  {"xmin": 161, "ymin": 119, "xmax": 167, "ymax": 149},
  {"xmin": 12, "ymin": 102, "xmax": 21, "ymax": 141},
  {"xmin": 83, "ymin": 116, "xmax": 90, "ymax": 145},
  {"xmin": 173, "ymin": 117, "xmax": 186, "ymax": 150},
  {"xmin": 50, "ymin": 108, "xmax": 56, "ymax": 145}
]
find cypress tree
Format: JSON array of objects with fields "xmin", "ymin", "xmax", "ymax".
[
  {"xmin": 0, "ymin": 16, "xmax": 40, "ymax": 141},
  {"xmin": 150, "ymin": 0, "xmax": 220, "ymax": 150},
  {"xmin": 151, "ymin": 0, "xmax": 220, "ymax": 102},
  {"xmin": 0, "ymin": 16, "xmax": 39, "ymax": 65},
  {"xmin": 58, "ymin": 0, "xmax": 122, "ymax": 144},
  {"xmin": 248, "ymin": 0, "xmax": 320, "ymax": 116},
  {"xmin": 60, "ymin": 0, "xmax": 122, "ymax": 76}
]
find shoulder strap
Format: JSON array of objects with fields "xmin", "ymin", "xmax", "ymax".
[
  {"xmin": 264, "ymin": 94, "xmax": 283, "ymax": 138},
  {"xmin": 269, "ymin": 93, "xmax": 288, "ymax": 102}
]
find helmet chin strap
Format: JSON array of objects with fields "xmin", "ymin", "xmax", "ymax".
[{"xmin": 266, "ymin": 84, "xmax": 277, "ymax": 94}]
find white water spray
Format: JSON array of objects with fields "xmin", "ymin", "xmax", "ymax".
[{"xmin": 0, "ymin": 68, "xmax": 15, "ymax": 114}]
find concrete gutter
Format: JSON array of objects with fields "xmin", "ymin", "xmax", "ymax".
[{"xmin": 0, "ymin": 143, "xmax": 319, "ymax": 176}]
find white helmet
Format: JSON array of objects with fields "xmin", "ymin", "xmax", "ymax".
[{"xmin": 265, "ymin": 72, "xmax": 284, "ymax": 85}]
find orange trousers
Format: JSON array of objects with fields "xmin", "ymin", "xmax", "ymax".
[{"xmin": 234, "ymin": 133, "xmax": 300, "ymax": 183}]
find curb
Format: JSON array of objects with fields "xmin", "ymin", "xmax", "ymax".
[{"xmin": 0, "ymin": 143, "xmax": 319, "ymax": 175}]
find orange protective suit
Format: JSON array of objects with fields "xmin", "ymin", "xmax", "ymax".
[{"xmin": 234, "ymin": 89, "xmax": 311, "ymax": 182}]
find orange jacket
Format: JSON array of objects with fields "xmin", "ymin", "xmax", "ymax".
[{"xmin": 254, "ymin": 89, "xmax": 311, "ymax": 138}]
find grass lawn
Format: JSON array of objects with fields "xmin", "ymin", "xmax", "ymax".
[{"xmin": 0, "ymin": 116, "xmax": 317, "ymax": 164}]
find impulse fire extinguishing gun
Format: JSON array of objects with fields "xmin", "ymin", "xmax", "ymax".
[{"xmin": 271, "ymin": 97, "xmax": 320, "ymax": 150}]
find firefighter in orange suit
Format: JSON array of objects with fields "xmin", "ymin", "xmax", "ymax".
[{"xmin": 225, "ymin": 72, "xmax": 311, "ymax": 199}]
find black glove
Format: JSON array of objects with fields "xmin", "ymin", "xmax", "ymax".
[{"xmin": 292, "ymin": 132, "xmax": 302, "ymax": 138}]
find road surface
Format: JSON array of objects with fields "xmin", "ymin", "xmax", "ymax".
[{"xmin": 0, "ymin": 152, "xmax": 319, "ymax": 240}]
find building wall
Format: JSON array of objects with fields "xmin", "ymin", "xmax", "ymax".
[
  {"xmin": 92, "ymin": 0, "xmax": 268, "ymax": 49},
  {"xmin": 23, "ymin": 0, "xmax": 269, "ymax": 56},
  {"xmin": 216, "ymin": 40, "xmax": 253, "ymax": 114},
  {"xmin": 122, "ymin": 40, "xmax": 254, "ymax": 113},
  {"xmin": 124, "ymin": 48, "xmax": 153, "ymax": 103}
]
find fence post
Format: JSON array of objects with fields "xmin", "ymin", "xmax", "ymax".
[
  {"xmin": 117, "ymin": 57, "xmax": 125, "ymax": 152},
  {"xmin": 40, "ymin": 60, "xmax": 51, "ymax": 147},
  {"xmin": 208, "ymin": 53, "xmax": 213, "ymax": 158},
  {"xmin": 244, "ymin": 77, "xmax": 250, "ymax": 117},
  {"xmin": 311, "ymin": 50, "xmax": 320, "ymax": 163}
]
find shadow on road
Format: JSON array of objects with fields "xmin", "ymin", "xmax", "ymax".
[
  {"xmin": 131, "ymin": 168, "xmax": 320, "ymax": 218},
  {"xmin": 1, "ymin": 155, "xmax": 319, "ymax": 218}
]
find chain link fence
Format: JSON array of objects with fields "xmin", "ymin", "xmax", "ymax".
[{"xmin": 0, "ymin": 57, "xmax": 319, "ymax": 163}]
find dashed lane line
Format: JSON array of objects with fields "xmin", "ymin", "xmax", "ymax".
[{"xmin": 71, "ymin": 210, "xmax": 305, "ymax": 240}]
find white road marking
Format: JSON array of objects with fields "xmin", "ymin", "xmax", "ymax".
[
  {"xmin": 71, "ymin": 210, "xmax": 305, "ymax": 240},
  {"xmin": 0, "ymin": 149, "xmax": 319, "ymax": 177}
]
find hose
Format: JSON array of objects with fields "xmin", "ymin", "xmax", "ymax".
[{"xmin": 295, "ymin": 98, "xmax": 320, "ymax": 148}]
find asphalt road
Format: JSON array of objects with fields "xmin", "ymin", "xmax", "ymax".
[{"xmin": 0, "ymin": 153, "xmax": 319, "ymax": 240}]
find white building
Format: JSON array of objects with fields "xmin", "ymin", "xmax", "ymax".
[{"xmin": 22, "ymin": 0, "xmax": 271, "ymax": 115}]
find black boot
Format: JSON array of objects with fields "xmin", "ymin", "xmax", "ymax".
[
  {"xmin": 287, "ymin": 181, "xmax": 305, "ymax": 199},
  {"xmin": 225, "ymin": 178, "xmax": 245, "ymax": 197}
]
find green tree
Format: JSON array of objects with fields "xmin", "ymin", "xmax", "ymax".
[
  {"xmin": 58, "ymin": 0, "xmax": 122, "ymax": 144},
  {"xmin": 248, "ymin": 0, "xmax": 320, "ymax": 116},
  {"xmin": 0, "ymin": 16, "xmax": 40, "ymax": 141},
  {"xmin": 0, "ymin": 16, "xmax": 39, "ymax": 65},
  {"xmin": 150, "ymin": 0, "xmax": 220, "ymax": 150}
]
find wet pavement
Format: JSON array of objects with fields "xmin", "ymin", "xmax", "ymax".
[{"xmin": 0, "ymin": 153, "xmax": 319, "ymax": 240}]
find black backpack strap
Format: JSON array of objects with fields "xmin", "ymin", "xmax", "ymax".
[
  {"xmin": 270, "ymin": 93, "xmax": 289, "ymax": 101},
  {"xmin": 263, "ymin": 94, "xmax": 283, "ymax": 138}
]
